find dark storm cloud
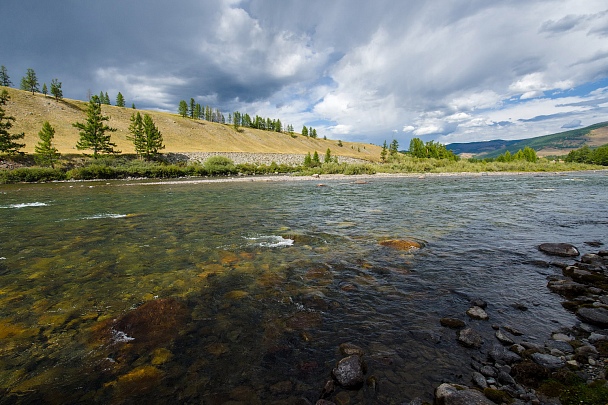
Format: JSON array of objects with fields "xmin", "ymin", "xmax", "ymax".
[{"xmin": 2, "ymin": 0, "xmax": 608, "ymax": 144}]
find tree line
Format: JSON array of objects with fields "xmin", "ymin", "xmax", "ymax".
[
  {"xmin": 564, "ymin": 144, "xmax": 608, "ymax": 166},
  {"xmin": 177, "ymin": 98, "xmax": 320, "ymax": 139}
]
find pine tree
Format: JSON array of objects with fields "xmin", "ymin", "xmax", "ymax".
[
  {"xmin": 303, "ymin": 152, "xmax": 312, "ymax": 167},
  {"xmin": 389, "ymin": 139, "xmax": 399, "ymax": 158},
  {"xmin": 50, "ymin": 79, "xmax": 62, "ymax": 101},
  {"xmin": 42, "ymin": 83, "xmax": 48, "ymax": 97},
  {"xmin": 127, "ymin": 111, "xmax": 145, "ymax": 157},
  {"xmin": 380, "ymin": 140, "xmax": 388, "ymax": 162},
  {"xmin": 312, "ymin": 150, "xmax": 320, "ymax": 165},
  {"xmin": 311, "ymin": 128, "xmax": 317, "ymax": 139},
  {"xmin": 190, "ymin": 98, "xmax": 196, "ymax": 119},
  {"xmin": 35, "ymin": 121, "xmax": 60, "ymax": 168},
  {"xmin": 20, "ymin": 68, "xmax": 39, "ymax": 94},
  {"xmin": 0, "ymin": 66, "xmax": 11, "ymax": 87},
  {"xmin": 337, "ymin": 140, "xmax": 343, "ymax": 147},
  {"xmin": 324, "ymin": 148, "xmax": 332, "ymax": 163},
  {"xmin": 116, "ymin": 92, "xmax": 125, "ymax": 107},
  {"xmin": 132, "ymin": 103, "xmax": 136, "ymax": 109},
  {"xmin": 0, "ymin": 89, "xmax": 25, "ymax": 154},
  {"xmin": 141, "ymin": 114, "xmax": 164, "ymax": 160},
  {"xmin": 73, "ymin": 96, "xmax": 118, "ymax": 158},
  {"xmin": 178, "ymin": 100, "xmax": 188, "ymax": 117},
  {"xmin": 105, "ymin": 92, "xmax": 111, "ymax": 105},
  {"xmin": 302, "ymin": 126, "xmax": 308, "ymax": 137}
]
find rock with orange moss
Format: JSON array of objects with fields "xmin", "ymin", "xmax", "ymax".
[{"xmin": 379, "ymin": 239, "xmax": 423, "ymax": 251}]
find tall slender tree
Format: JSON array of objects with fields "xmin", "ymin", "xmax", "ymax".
[
  {"xmin": 73, "ymin": 96, "xmax": 118, "ymax": 158},
  {"xmin": 50, "ymin": 79, "xmax": 62, "ymax": 101},
  {"xmin": 0, "ymin": 66, "xmax": 11, "ymax": 87},
  {"xmin": 42, "ymin": 83, "xmax": 48, "ymax": 97},
  {"xmin": 35, "ymin": 121, "xmax": 60, "ymax": 168},
  {"xmin": 0, "ymin": 89, "xmax": 25, "ymax": 154},
  {"xmin": 116, "ymin": 92, "xmax": 125, "ymax": 107},
  {"xmin": 389, "ymin": 139, "xmax": 399, "ymax": 158},
  {"xmin": 141, "ymin": 114, "xmax": 164, "ymax": 160},
  {"xmin": 380, "ymin": 140, "xmax": 388, "ymax": 162},
  {"xmin": 190, "ymin": 98, "xmax": 196, "ymax": 119},
  {"xmin": 302, "ymin": 126, "xmax": 308, "ymax": 137},
  {"xmin": 20, "ymin": 68, "xmax": 39, "ymax": 94},
  {"xmin": 127, "ymin": 111, "xmax": 145, "ymax": 156},
  {"xmin": 178, "ymin": 100, "xmax": 188, "ymax": 117}
]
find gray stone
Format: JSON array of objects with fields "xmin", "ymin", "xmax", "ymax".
[
  {"xmin": 498, "ymin": 370, "xmax": 516, "ymax": 386},
  {"xmin": 546, "ymin": 340, "xmax": 573, "ymax": 354},
  {"xmin": 538, "ymin": 243, "xmax": 580, "ymax": 257},
  {"xmin": 577, "ymin": 307, "xmax": 608, "ymax": 327},
  {"xmin": 496, "ymin": 330, "xmax": 514, "ymax": 345},
  {"xmin": 503, "ymin": 326, "xmax": 524, "ymax": 336},
  {"xmin": 339, "ymin": 343, "xmax": 365, "ymax": 357},
  {"xmin": 472, "ymin": 371, "xmax": 488, "ymax": 389},
  {"xmin": 435, "ymin": 383, "xmax": 494, "ymax": 405},
  {"xmin": 480, "ymin": 365, "xmax": 497, "ymax": 377},
  {"xmin": 458, "ymin": 328, "xmax": 483, "ymax": 349},
  {"xmin": 489, "ymin": 343, "xmax": 522, "ymax": 364},
  {"xmin": 467, "ymin": 306, "xmax": 489, "ymax": 320},
  {"xmin": 440, "ymin": 317, "xmax": 466, "ymax": 328},
  {"xmin": 332, "ymin": 355, "xmax": 364, "ymax": 388},
  {"xmin": 531, "ymin": 353, "xmax": 565, "ymax": 370}
]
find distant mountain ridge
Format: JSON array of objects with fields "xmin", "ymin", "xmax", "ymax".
[{"xmin": 446, "ymin": 122, "xmax": 608, "ymax": 158}]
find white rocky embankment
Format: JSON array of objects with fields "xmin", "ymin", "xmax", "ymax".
[{"xmin": 164, "ymin": 152, "xmax": 369, "ymax": 166}]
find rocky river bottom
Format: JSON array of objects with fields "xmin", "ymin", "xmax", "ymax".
[{"xmin": 0, "ymin": 172, "xmax": 606, "ymax": 404}]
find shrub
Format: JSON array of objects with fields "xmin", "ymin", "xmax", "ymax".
[
  {"xmin": 204, "ymin": 156, "xmax": 236, "ymax": 175},
  {"xmin": 0, "ymin": 167, "xmax": 65, "ymax": 183}
]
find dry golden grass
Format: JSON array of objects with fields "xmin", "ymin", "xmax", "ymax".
[{"xmin": 2, "ymin": 87, "xmax": 382, "ymax": 161}]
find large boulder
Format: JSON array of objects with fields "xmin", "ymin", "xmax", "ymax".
[
  {"xmin": 458, "ymin": 328, "xmax": 483, "ymax": 349},
  {"xmin": 577, "ymin": 307, "xmax": 608, "ymax": 327},
  {"xmin": 435, "ymin": 383, "xmax": 494, "ymax": 405},
  {"xmin": 332, "ymin": 355, "xmax": 365, "ymax": 389},
  {"xmin": 538, "ymin": 243, "xmax": 579, "ymax": 257}
]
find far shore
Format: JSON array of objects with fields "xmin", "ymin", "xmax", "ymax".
[{"xmin": 122, "ymin": 169, "xmax": 608, "ymax": 187}]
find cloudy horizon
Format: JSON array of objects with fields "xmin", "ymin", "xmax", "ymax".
[{"xmin": 2, "ymin": 0, "xmax": 608, "ymax": 146}]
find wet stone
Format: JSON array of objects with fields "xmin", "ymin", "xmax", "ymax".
[
  {"xmin": 339, "ymin": 343, "xmax": 365, "ymax": 357},
  {"xmin": 538, "ymin": 243, "xmax": 580, "ymax": 257},
  {"xmin": 480, "ymin": 365, "xmax": 497, "ymax": 377},
  {"xmin": 458, "ymin": 328, "xmax": 483, "ymax": 349},
  {"xmin": 332, "ymin": 355, "xmax": 365, "ymax": 389},
  {"xmin": 467, "ymin": 306, "xmax": 489, "ymax": 320},
  {"xmin": 495, "ymin": 330, "xmax": 514, "ymax": 345},
  {"xmin": 434, "ymin": 383, "xmax": 494, "ymax": 405},
  {"xmin": 472, "ymin": 371, "xmax": 488, "ymax": 389},
  {"xmin": 440, "ymin": 318, "xmax": 466, "ymax": 329},
  {"xmin": 531, "ymin": 353, "xmax": 565, "ymax": 370},
  {"xmin": 470, "ymin": 298, "xmax": 488, "ymax": 309},
  {"xmin": 577, "ymin": 307, "xmax": 608, "ymax": 327}
]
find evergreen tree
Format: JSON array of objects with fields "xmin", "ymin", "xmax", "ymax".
[
  {"xmin": 132, "ymin": 103, "xmax": 136, "ymax": 109},
  {"xmin": 50, "ymin": 79, "xmax": 62, "ymax": 101},
  {"xmin": 190, "ymin": 98, "xmax": 196, "ymax": 119},
  {"xmin": 35, "ymin": 121, "xmax": 60, "ymax": 168},
  {"xmin": 141, "ymin": 114, "xmax": 164, "ymax": 160},
  {"xmin": 195, "ymin": 103, "xmax": 203, "ymax": 120},
  {"xmin": 312, "ymin": 150, "xmax": 320, "ymax": 165},
  {"xmin": 0, "ymin": 66, "xmax": 11, "ymax": 87},
  {"xmin": 311, "ymin": 128, "xmax": 317, "ymax": 138},
  {"xmin": 380, "ymin": 140, "xmax": 388, "ymax": 162},
  {"xmin": 42, "ymin": 83, "xmax": 48, "ymax": 97},
  {"xmin": 275, "ymin": 118, "xmax": 282, "ymax": 132},
  {"xmin": 73, "ymin": 96, "xmax": 118, "ymax": 158},
  {"xmin": 302, "ymin": 126, "xmax": 308, "ymax": 137},
  {"xmin": 127, "ymin": 111, "xmax": 145, "ymax": 156},
  {"xmin": 0, "ymin": 89, "xmax": 25, "ymax": 154},
  {"xmin": 178, "ymin": 100, "xmax": 188, "ymax": 117},
  {"xmin": 20, "ymin": 68, "xmax": 39, "ymax": 94},
  {"xmin": 337, "ymin": 140, "xmax": 343, "ymax": 147},
  {"xmin": 116, "ymin": 92, "xmax": 125, "ymax": 107},
  {"xmin": 99, "ymin": 91, "xmax": 104, "ymax": 103},
  {"xmin": 303, "ymin": 152, "xmax": 312, "ymax": 167},
  {"xmin": 324, "ymin": 148, "xmax": 332, "ymax": 163},
  {"xmin": 389, "ymin": 139, "xmax": 399, "ymax": 158},
  {"xmin": 104, "ymin": 92, "xmax": 111, "ymax": 105},
  {"xmin": 233, "ymin": 111, "xmax": 241, "ymax": 131}
]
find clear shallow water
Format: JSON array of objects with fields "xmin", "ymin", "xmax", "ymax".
[{"xmin": 0, "ymin": 173, "xmax": 607, "ymax": 404}]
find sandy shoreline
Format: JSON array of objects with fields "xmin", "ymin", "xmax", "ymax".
[{"xmin": 122, "ymin": 169, "xmax": 608, "ymax": 187}]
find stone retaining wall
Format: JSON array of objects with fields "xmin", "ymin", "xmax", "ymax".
[{"xmin": 165, "ymin": 152, "xmax": 369, "ymax": 166}]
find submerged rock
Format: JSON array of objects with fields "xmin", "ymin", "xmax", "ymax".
[
  {"xmin": 379, "ymin": 239, "xmax": 423, "ymax": 251},
  {"xmin": 458, "ymin": 328, "xmax": 483, "ymax": 348},
  {"xmin": 538, "ymin": 243, "xmax": 579, "ymax": 257},
  {"xmin": 466, "ymin": 306, "xmax": 489, "ymax": 320},
  {"xmin": 440, "ymin": 318, "xmax": 466, "ymax": 329}
]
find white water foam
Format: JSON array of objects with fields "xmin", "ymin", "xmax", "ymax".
[
  {"xmin": 82, "ymin": 213, "xmax": 128, "ymax": 220},
  {"xmin": 244, "ymin": 235, "xmax": 294, "ymax": 248},
  {"xmin": 111, "ymin": 329, "xmax": 135, "ymax": 343},
  {"xmin": 1, "ymin": 202, "xmax": 49, "ymax": 209}
]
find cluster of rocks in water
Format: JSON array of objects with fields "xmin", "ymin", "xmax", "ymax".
[{"xmin": 313, "ymin": 242, "xmax": 608, "ymax": 405}]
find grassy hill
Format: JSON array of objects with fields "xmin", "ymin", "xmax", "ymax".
[
  {"xmin": 447, "ymin": 122, "xmax": 608, "ymax": 158},
  {"xmin": 2, "ymin": 87, "xmax": 381, "ymax": 161}
]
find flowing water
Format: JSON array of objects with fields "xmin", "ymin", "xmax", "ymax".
[{"xmin": 0, "ymin": 172, "xmax": 607, "ymax": 404}]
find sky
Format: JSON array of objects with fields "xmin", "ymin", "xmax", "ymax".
[{"xmin": 2, "ymin": 0, "xmax": 608, "ymax": 146}]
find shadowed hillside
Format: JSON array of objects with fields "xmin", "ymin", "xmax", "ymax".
[{"xmin": 2, "ymin": 88, "xmax": 381, "ymax": 160}]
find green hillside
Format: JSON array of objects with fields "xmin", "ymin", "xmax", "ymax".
[{"xmin": 447, "ymin": 122, "xmax": 608, "ymax": 158}]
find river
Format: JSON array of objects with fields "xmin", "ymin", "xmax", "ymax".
[{"xmin": 0, "ymin": 172, "xmax": 606, "ymax": 404}]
